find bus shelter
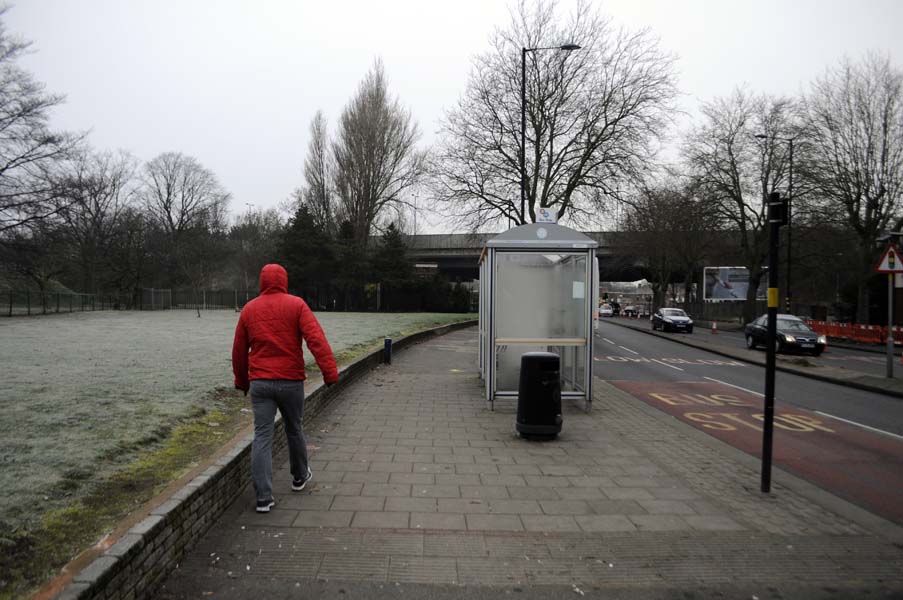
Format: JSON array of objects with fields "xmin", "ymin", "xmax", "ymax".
[{"xmin": 479, "ymin": 223, "xmax": 598, "ymax": 411}]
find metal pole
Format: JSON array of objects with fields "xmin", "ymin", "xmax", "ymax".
[
  {"xmin": 520, "ymin": 47, "xmax": 527, "ymax": 225},
  {"xmin": 888, "ymin": 272, "xmax": 894, "ymax": 378},
  {"xmin": 786, "ymin": 139, "xmax": 793, "ymax": 313},
  {"xmin": 384, "ymin": 337, "xmax": 392, "ymax": 364},
  {"xmin": 761, "ymin": 192, "xmax": 782, "ymax": 494}
]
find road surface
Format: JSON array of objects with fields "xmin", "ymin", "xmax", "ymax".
[{"xmin": 593, "ymin": 321, "xmax": 903, "ymax": 523}]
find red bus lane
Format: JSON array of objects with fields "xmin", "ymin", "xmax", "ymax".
[{"xmin": 611, "ymin": 380, "xmax": 903, "ymax": 524}]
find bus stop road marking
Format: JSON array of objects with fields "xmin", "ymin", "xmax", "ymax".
[
  {"xmin": 704, "ymin": 376, "xmax": 903, "ymax": 441},
  {"xmin": 610, "ymin": 379, "xmax": 903, "ymax": 524},
  {"xmin": 595, "ymin": 357, "xmax": 746, "ymax": 367}
]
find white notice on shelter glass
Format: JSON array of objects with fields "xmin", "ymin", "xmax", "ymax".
[{"xmin": 572, "ymin": 281, "xmax": 585, "ymax": 299}]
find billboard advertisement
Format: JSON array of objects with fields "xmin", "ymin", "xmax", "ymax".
[{"xmin": 703, "ymin": 266, "xmax": 766, "ymax": 301}]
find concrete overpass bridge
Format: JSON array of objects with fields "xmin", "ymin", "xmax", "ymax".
[{"xmin": 403, "ymin": 232, "xmax": 645, "ymax": 281}]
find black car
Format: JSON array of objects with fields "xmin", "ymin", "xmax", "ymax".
[
  {"xmin": 651, "ymin": 307, "xmax": 694, "ymax": 333},
  {"xmin": 744, "ymin": 314, "xmax": 827, "ymax": 356}
]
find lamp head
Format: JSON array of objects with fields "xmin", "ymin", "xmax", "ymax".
[{"xmin": 560, "ymin": 44, "xmax": 581, "ymax": 51}]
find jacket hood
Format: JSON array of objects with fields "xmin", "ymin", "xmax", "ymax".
[{"xmin": 259, "ymin": 264, "xmax": 288, "ymax": 294}]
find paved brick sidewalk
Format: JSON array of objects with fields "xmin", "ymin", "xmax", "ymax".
[{"xmin": 159, "ymin": 327, "xmax": 903, "ymax": 597}]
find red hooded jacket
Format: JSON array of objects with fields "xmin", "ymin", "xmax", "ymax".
[{"xmin": 232, "ymin": 264, "xmax": 338, "ymax": 390}]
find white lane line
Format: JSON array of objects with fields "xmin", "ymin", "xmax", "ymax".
[
  {"xmin": 619, "ymin": 346, "xmax": 640, "ymax": 355},
  {"xmin": 652, "ymin": 359, "xmax": 684, "ymax": 371},
  {"xmin": 815, "ymin": 411, "xmax": 903, "ymax": 441},
  {"xmin": 704, "ymin": 376, "xmax": 763, "ymax": 397},
  {"xmin": 703, "ymin": 376, "xmax": 903, "ymax": 441},
  {"xmin": 603, "ymin": 338, "xmax": 616, "ymax": 345}
]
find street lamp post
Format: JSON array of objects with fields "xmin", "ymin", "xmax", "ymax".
[
  {"xmin": 521, "ymin": 43, "xmax": 581, "ymax": 225},
  {"xmin": 756, "ymin": 134, "xmax": 794, "ymax": 312}
]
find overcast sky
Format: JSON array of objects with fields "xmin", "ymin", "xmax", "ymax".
[{"xmin": 7, "ymin": 0, "xmax": 903, "ymax": 232}]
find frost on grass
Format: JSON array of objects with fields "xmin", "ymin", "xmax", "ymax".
[{"xmin": 0, "ymin": 310, "xmax": 472, "ymax": 529}]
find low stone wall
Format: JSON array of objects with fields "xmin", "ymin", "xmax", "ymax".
[{"xmin": 55, "ymin": 320, "xmax": 476, "ymax": 600}]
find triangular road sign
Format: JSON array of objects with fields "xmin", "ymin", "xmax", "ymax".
[{"xmin": 875, "ymin": 244, "xmax": 903, "ymax": 273}]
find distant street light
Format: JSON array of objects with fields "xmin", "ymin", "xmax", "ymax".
[
  {"xmin": 756, "ymin": 134, "xmax": 794, "ymax": 312},
  {"xmin": 521, "ymin": 43, "xmax": 581, "ymax": 224}
]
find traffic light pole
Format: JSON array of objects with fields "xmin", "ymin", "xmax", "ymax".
[
  {"xmin": 888, "ymin": 272, "xmax": 894, "ymax": 379},
  {"xmin": 761, "ymin": 192, "xmax": 784, "ymax": 494}
]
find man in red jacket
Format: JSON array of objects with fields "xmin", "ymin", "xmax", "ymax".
[{"xmin": 232, "ymin": 264, "xmax": 339, "ymax": 513}]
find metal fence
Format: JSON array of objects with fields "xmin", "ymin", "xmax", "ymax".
[
  {"xmin": 1, "ymin": 288, "xmax": 266, "ymax": 317},
  {"xmin": 170, "ymin": 289, "xmax": 257, "ymax": 310},
  {"xmin": 3, "ymin": 290, "xmax": 132, "ymax": 316},
  {"xmin": 3, "ymin": 285, "xmax": 474, "ymax": 317}
]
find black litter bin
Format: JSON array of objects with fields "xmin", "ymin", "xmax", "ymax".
[{"xmin": 516, "ymin": 352, "xmax": 562, "ymax": 437}]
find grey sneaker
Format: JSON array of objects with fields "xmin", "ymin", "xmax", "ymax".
[
  {"xmin": 256, "ymin": 498, "xmax": 275, "ymax": 513},
  {"xmin": 292, "ymin": 466, "xmax": 313, "ymax": 492}
]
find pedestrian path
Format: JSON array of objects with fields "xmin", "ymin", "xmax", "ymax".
[{"xmin": 158, "ymin": 327, "xmax": 903, "ymax": 598}]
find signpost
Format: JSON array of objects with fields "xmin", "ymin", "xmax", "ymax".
[
  {"xmin": 761, "ymin": 192, "xmax": 787, "ymax": 494},
  {"xmin": 875, "ymin": 244, "xmax": 903, "ymax": 378}
]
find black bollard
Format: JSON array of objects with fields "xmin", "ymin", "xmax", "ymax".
[{"xmin": 384, "ymin": 338, "xmax": 392, "ymax": 364}]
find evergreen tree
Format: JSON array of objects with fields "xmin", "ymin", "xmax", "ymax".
[
  {"xmin": 372, "ymin": 223, "xmax": 412, "ymax": 285},
  {"xmin": 369, "ymin": 223, "xmax": 414, "ymax": 311},
  {"xmin": 279, "ymin": 204, "xmax": 335, "ymax": 307}
]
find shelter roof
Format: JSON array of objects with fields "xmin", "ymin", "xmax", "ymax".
[{"xmin": 486, "ymin": 223, "xmax": 598, "ymax": 249}]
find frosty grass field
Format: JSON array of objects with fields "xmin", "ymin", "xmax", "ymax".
[{"xmin": 0, "ymin": 310, "xmax": 474, "ymax": 530}]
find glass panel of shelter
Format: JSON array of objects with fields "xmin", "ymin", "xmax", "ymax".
[{"xmin": 493, "ymin": 252, "xmax": 587, "ymax": 394}]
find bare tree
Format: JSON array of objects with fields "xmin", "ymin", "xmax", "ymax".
[
  {"xmin": 296, "ymin": 110, "xmax": 336, "ymax": 235},
  {"xmin": 619, "ymin": 183, "xmax": 718, "ymax": 310},
  {"xmin": 0, "ymin": 220, "xmax": 69, "ymax": 310},
  {"xmin": 230, "ymin": 207, "xmax": 284, "ymax": 291},
  {"xmin": 140, "ymin": 152, "xmax": 230, "ymax": 286},
  {"xmin": 332, "ymin": 59, "xmax": 425, "ymax": 251},
  {"xmin": 432, "ymin": 0, "xmax": 678, "ymax": 230},
  {"xmin": 801, "ymin": 53, "xmax": 903, "ymax": 323},
  {"xmin": 619, "ymin": 189, "xmax": 680, "ymax": 310},
  {"xmin": 0, "ymin": 8, "xmax": 81, "ymax": 235},
  {"xmin": 140, "ymin": 152, "xmax": 230, "ymax": 236},
  {"xmin": 57, "ymin": 149, "xmax": 137, "ymax": 293},
  {"xmin": 683, "ymin": 89, "xmax": 798, "ymax": 323},
  {"xmin": 105, "ymin": 206, "xmax": 149, "ymax": 299}
]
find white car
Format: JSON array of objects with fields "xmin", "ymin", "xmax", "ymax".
[{"xmin": 599, "ymin": 304, "xmax": 613, "ymax": 317}]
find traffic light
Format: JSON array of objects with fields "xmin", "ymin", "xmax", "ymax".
[{"xmin": 767, "ymin": 192, "xmax": 788, "ymax": 226}]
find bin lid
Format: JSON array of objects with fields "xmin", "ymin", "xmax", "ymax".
[
  {"xmin": 520, "ymin": 351, "xmax": 559, "ymax": 359},
  {"xmin": 486, "ymin": 223, "xmax": 598, "ymax": 249}
]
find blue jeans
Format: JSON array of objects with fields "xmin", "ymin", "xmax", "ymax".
[{"xmin": 250, "ymin": 379, "xmax": 308, "ymax": 501}]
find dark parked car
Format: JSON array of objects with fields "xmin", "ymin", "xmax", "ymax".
[
  {"xmin": 651, "ymin": 308, "xmax": 694, "ymax": 333},
  {"xmin": 744, "ymin": 314, "xmax": 827, "ymax": 356}
]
